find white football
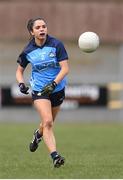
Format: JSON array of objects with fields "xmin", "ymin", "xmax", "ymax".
[{"xmin": 78, "ymin": 31, "xmax": 100, "ymax": 53}]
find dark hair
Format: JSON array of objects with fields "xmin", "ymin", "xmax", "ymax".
[{"xmin": 27, "ymin": 17, "xmax": 45, "ymax": 33}]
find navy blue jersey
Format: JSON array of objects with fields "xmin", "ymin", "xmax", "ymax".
[{"xmin": 17, "ymin": 35, "xmax": 68, "ymax": 92}]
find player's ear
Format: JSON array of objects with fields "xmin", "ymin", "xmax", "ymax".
[{"xmin": 30, "ymin": 30, "xmax": 34, "ymax": 36}]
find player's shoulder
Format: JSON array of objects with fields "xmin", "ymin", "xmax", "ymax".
[
  {"xmin": 22, "ymin": 38, "xmax": 36, "ymax": 55},
  {"xmin": 47, "ymin": 35, "xmax": 64, "ymax": 47}
]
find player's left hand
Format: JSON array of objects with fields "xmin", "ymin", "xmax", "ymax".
[{"xmin": 41, "ymin": 81, "xmax": 57, "ymax": 95}]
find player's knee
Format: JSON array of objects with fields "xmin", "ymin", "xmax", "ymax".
[{"xmin": 43, "ymin": 119, "xmax": 53, "ymax": 129}]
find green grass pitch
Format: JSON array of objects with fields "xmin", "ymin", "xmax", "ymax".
[{"xmin": 0, "ymin": 122, "xmax": 123, "ymax": 178}]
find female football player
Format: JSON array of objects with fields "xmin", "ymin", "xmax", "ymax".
[{"xmin": 16, "ymin": 17, "xmax": 69, "ymax": 168}]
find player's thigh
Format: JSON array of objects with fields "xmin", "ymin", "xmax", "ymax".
[{"xmin": 34, "ymin": 99, "xmax": 53, "ymax": 121}]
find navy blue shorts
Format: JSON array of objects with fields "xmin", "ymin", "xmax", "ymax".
[{"xmin": 32, "ymin": 88, "xmax": 65, "ymax": 107}]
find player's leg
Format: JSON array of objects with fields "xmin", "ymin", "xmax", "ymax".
[
  {"xmin": 52, "ymin": 105, "xmax": 60, "ymax": 121},
  {"xmin": 48, "ymin": 89, "xmax": 65, "ymax": 167},
  {"xmin": 37, "ymin": 105, "xmax": 60, "ymax": 135},
  {"xmin": 29, "ymin": 104, "xmax": 62, "ymax": 156},
  {"xmin": 29, "ymin": 92, "xmax": 46, "ymax": 152},
  {"xmin": 34, "ymin": 99, "xmax": 57, "ymax": 153},
  {"xmin": 51, "ymin": 105, "xmax": 65, "ymax": 168},
  {"xmin": 29, "ymin": 106, "xmax": 58, "ymax": 153}
]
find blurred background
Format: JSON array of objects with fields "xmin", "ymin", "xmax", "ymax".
[{"xmin": 0, "ymin": 0, "xmax": 123, "ymax": 122}]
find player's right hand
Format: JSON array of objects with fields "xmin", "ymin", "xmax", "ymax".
[{"xmin": 19, "ymin": 83, "xmax": 29, "ymax": 94}]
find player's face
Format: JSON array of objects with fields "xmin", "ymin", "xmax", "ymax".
[{"xmin": 31, "ymin": 20, "xmax": 48, "ymax": 41}]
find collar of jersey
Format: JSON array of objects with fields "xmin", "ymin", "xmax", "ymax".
[{"xmin": 32, "ymin": 34, "xmax": 49, "ymax": 48}]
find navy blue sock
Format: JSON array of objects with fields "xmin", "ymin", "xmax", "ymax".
[{"xmin": 50, "ymin": 151, "xmax": 58, "ymax": 160}]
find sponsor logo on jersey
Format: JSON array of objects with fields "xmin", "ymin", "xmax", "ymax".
[
  {"xmin": 33, "ymin": 61, "xmax": 59, "ymax": 72},
  {"xmin": 49, "ymin": 51, "xmax": 56, "ymax": 58}
]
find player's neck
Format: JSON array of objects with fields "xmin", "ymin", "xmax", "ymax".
[{"xmin": 35, "ymin": 38, "xmax": 46, "ymax": 47}]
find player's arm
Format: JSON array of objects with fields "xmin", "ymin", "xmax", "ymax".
[
  {"xmin": 54, "ymin": 60, "xmax": 69, "ymax": 84},
  {"xmin": 54, "ymin": 41, "xmax": 69, "ymax": 84},
  {"xmin": 16, "ymin": 65, "xmax": 29, "ymax": 94},
  {"xmin": 16, "ymin": 64, "xmax": 25, "ymax": 84}
]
